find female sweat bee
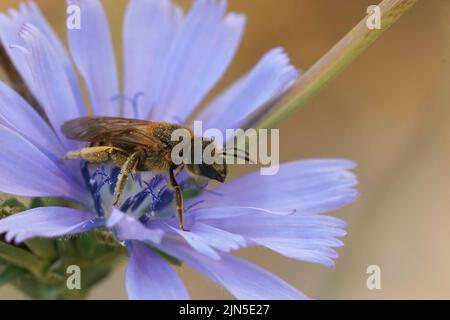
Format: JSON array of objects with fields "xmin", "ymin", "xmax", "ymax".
[{"xmin": 61, "ymin": 117, "xmax": 250, "ymax": 231}]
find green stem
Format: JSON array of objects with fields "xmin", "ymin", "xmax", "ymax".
[{"xmin": 254, "ymin": 0, "xmax": 418, "ymax": 129}]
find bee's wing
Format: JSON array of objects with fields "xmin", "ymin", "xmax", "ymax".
[{"xmin": 62, "ymin": 117, "xmax": 160, "ymax": 148}]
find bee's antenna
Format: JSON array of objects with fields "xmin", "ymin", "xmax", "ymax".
[
  {"xmin": 221, "ymin": 150, "xmax": 255, "ymax": 164},
  {"xmin": 223, "ymin": 147, "xmax": 250, "ymax": 158}
]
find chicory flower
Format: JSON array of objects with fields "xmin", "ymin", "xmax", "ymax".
[{"xmin": 0, "ymin": 0, "xmax": 358, "ymax": 299}]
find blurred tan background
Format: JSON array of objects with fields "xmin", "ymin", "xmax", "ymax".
[{"xmin": 1, "ymin": 0, "xmax": 450, "ymax": 299}]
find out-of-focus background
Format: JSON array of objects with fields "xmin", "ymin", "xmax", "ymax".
[{"xmin": 1, "ymin": 0, "xmax": 449, "ymax": 299}]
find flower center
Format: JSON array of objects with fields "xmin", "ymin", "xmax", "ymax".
[{"xmin": 81, "ymin": 162, "xmax": 219, "ymax": 222}]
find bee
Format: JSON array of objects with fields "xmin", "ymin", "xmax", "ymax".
[{"xmin": 61, "ymin": 117, "xmax": 249, "ymax": 231}]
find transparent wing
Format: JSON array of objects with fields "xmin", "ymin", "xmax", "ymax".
[{"xmin": 62, "ymin": 117, "xmax": 160, "ymax": 148}]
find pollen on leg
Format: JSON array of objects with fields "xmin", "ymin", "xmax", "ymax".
[
  {"xmin": 63, "ymin": 146, "xmax": 116, "ymax": 162},
  {"xmin": 63, "ymin": 150, "xmax": 82, "ymax": 160}
]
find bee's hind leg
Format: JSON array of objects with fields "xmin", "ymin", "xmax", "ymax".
[
  {"xmin": 63, "ymin": 146, "xmax": 126, "ymax": 163},
  {"xmin": 113, "ymin": 151, "xmax": 141, "ymax": 207},
  {"xmin": 169, "ymin": 166, "xmax": 188, "ymax": 231}
]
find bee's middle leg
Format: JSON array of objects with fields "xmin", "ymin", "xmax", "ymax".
[
  {"xmin": 169, "ymin": 166, "xmax": 188, "ymax": 231},
  {"xmin": 113, "ymin": 151, "xmax": 141, "ymax": 207}
]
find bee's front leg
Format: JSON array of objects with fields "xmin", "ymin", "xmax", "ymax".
[
  {"xmin": 63, "ymin": 146, "xmax": 126, "ymax": 163},
  {"xmin": 113, "ymin": 151, "xmax": 141, "ymax": 207},
  {"xmin": 169, "ymin": 166, "xmax": 188, "ymax": 231}
]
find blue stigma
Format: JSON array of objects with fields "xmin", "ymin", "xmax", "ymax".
[
  {"xmin": 82, "ymin": 162, "xmax": 215, "ymax": 221},
  {"xmin": 111, "ymin": 92, "xmax": 144, "ymax": 119},
  {"xmin": 120, "ymin": 175, "xmax": 165, "ymax": 213},
  {"xmin": 82, "ymin": 162, "xmax": 115, "ymax": 217}
]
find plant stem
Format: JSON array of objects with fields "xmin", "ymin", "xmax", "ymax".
[{"xmin": 254, "ymin": 0, "xmax": 418, "ymax": 129}]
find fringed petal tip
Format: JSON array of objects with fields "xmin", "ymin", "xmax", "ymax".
[
  {"xmin": 12, "ymin": 21, "xmax": 86, "ymax": 149},
  {"xmin": 184, "ymin": 206, "xmax": 349, "ymax": 267},
  {"xmin": 199, "ymin": 46, "xmax": 299, "ymax": 131},
  {"xmin": 193, "ymin": 159, "xmax": 359, "ymax": 216},
  {"xmin": 151, "ymin": 0, "xmax": 246, "ymax": 123},
  {"xmin": 0, "ymin": 207, "xmax": 101, "ymax": 244}
]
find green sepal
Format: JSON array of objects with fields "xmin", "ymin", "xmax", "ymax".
[
  {"xmin": 0, "ymin": 265, "xmax": 25, "ymax": 286},
  {"xmin": 0, "ymin": 198, "xmax": 26, "ymax": 217},
  {"xmin": 1, "ymin": 198, "xmax": 26, "ymax": 209},
  {"xmin": 0, "ymin": 241, "xmax": 48, "ymax": 280},
  {"xmin": 25, "ymin": 238, "xmax": 58, "ymax": 260},
  {"xmin": 29, "ymin": 197, "xmax": 45, "ymax": 209}
]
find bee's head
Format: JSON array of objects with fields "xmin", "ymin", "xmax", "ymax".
[{"xmin": 185, "ymin": 137, "xmax": 227, "ymax": 183}]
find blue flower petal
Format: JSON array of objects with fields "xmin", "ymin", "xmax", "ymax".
[
  {"xmin": 0, "ymin": 81, "xmax": 64, "ymax": 156},
  {"xmin": 0, "ymin": 3, "xmax": 85, "ymax": 110},
  {"xmin": 106, "ymin": 208, "xmax": 164, "ymax": 244},
  {"xmin": 187, "ymin": 222, "xmax": 247, "ymax": 253},
  {"xmin": 181, "ymin": 160, "xmax": 357, "ymax": 266},
  {"xmin": 157, "ymin": 238, "xmax": 308, "ymax": 300},
  {"xmin": 166, "ymin": 224, "xmax": 221, "ymax": 260},
  {"xmin": 157, "ymin": 219, "xmax": 247, "ymax": 258},
  {"xmin": 0, "ymin": 12, "xmax": 86, "ymax": 141},
  {"xmin": 17, "ymin": 24, "xmax": 85, "ymax": 149},
  {"xmin": 190, "ymin": 206, "xmax": 296, "ymax": 220},
  {"xmin": 18, "ymin": 2, "xmax": 86, "ymax": 111},
  {"xmin": 192, "ymin": 159, "xmax": 358, "ymax": 214},
  {"xmin": 195, "ymin": 208, "xmax": 347, "ymax": 267},
  {"xmin": 0, "ymin": 10, "xmax": 33, "ymax": 91},
  {"xmin": 199, "ymin": 48, "xmax": 299, "ymax": 133},
  {"xmin": 67, "ymin": 0, "xmax": 119, "ymax": 117},
  {"xmin": 0, "ymin": 125, "xmax": 86, "ymax": 201},
  {"xmin": 126, "ymin": 241, "xmax": 189, "ymax": 300},
  {"xmin": 122, "ymin": 0, "xmax": 182, "ymax": 119},
  {"xmin": 151, "ymin": 0, "xmax": 246, "ymax": 123},
  {"xmin": 0, "ymin": 207, "xmax": 101, "ymax": 244}
]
